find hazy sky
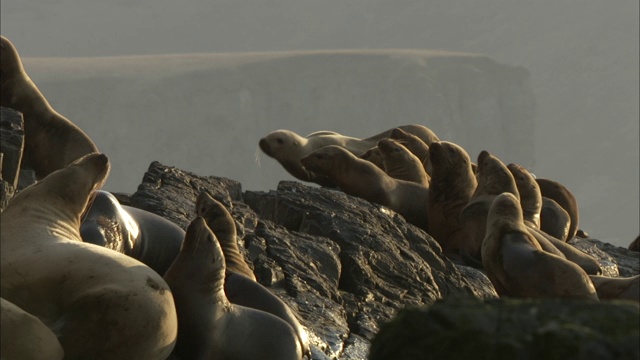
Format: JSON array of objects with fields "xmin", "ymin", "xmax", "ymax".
[{"xmin": 2, "ymin": 1, "xmax": 638, "ymax": 247}]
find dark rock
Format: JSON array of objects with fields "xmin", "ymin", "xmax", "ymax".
[
  {"xmin": 0, "ymin": 177, "xmax": 15, "ymax": 211},
  {"xmin": 571, "ymin": 238, "xmax": 640, "ymax": 277},
  {"xmin": 369, "ymin": 298, "xmax": 640, "ymax": 360},
  {"xmin": 0, "ymin": 107, "xmax": 25, "ymax": 189}
]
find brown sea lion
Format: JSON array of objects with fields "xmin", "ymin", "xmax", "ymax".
[
  {"xmin": 507, "ymin": 164, "xmax": 601, "ymax": 275},
  {"xmin": 377, "ymin": 138, "xmax": 429, "ymax": 186},
  {"xmin": 540, "ymin": 197, "xmax": 571, "ymax": 241},
  {"xmin": 629, "ymin": 235, "xmax": 639, "ymax": 252},
  {"xmin": 459, "ymin": 150, "xmax": 519, "ymax": 263},
  {"xmin": 481, "ymin": 192, "xmax": 598, "ymax": 300},
  {"xmin": 359, "ymin": 147, "xmax": 385, "ymax": 170},
  {"xmin": 0, "ymin": 153, "xmax": 177, "ymax": 359},
  {"xmin": 426, "ymin": 141, "xmax": 477, "ymax": 256},
  {"xmin": 389, "ymin": 127, "xmax": 432, "ymax": 175},
  {"xmin": 301, "ymin": 145, "xmax": 429, "ymax": 231},
  {"xmin": 536, "ymin": 178, "xmax": 579, "ymax": 241},
  {"xmin": 589, "ymin": 275, "xmax": 639, "ymax": 302},
  {"xmin": 1, "ymin": 297, "xmax": 64, "ymax": 360},
  {"xmin": 163, "ymin": 217, "xmax": 303, "ymax": 360},
  {"xmin": 0, "ymin": 36, "xmax": 99, "ymax": 180}
]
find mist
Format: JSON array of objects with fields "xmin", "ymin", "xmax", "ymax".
[{"xmin": 1, "ymin": 0, "xmax": 638, "ymax": 249}]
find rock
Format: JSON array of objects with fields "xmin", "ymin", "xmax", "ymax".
[
  {"xmin": 0, "ymin": 177, "xmax": 15, "ymax": 211},
  {"xmin": 571, "ymin": 238, "xmax": 640, "ymax": 277},
  {"xmin": 369, "ymin": 297, "xmax": 640, "ymax": 360},
  {"xmin": 0, "ymin": 107, "xmax": 25, "ymax": 189}
]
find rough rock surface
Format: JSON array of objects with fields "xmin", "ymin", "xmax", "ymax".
[{"xmin": 369, "ymin": 298, "xmax": 640, "ymax": 360}]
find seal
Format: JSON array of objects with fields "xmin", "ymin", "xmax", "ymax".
[
  {"xmin": 481, "ymin": 192, "xmax": 598, "ymax": 300},
  {"xmin": 360, "ymin": 147, "xmax": 385, "ymax": 170},
  {"xmin": 301, "ymin": 145, "xmax": 429, "ymax": 231},
  {"xmin": 630, "ymin": 235, "xmax": 640, "ymax": 252},
  {"xmin": 540, "ymin": 197, "xmax": 571, "ymax": 241},
  {"xmin": 1, "ymin": 297, "xmax": 64, "ymax": 360},
  {"xmin": 195, "ymin": 191, "xmax": 311, "ymax": 358},
  {"xmin": 388, "ymin": 127, "xmax": 432, "ymax": 175},
  {"xmin": 377, "ymin": 138, "xmax": 429, "ymax": 186},
  {"xmin": 0, "ymin": 153, "xmax": 178, "ymax": 359},
  {"xmin": 459, "ymin": 150, "xmax": 518, "ymax": 263},
  {"xmin": 0, "ymin": 36, "xmax": 99, "ymax": 180},
  {"xmin": 589, "ymin": 275, "xmax": 639, "ymax": 302},
  {"xmin": 535, "ymin": 178, "xmax": 579, "ymax": 241},
  {"xmin": 80, "ymin": 190, "xmax": 186, "ymax": 276},
  {"xmin": 259, "ymin": 124, "xmax": 439, "ymax": 186},
  {"xmin": 426, "ymin": 141, "xmax": 477, "ymax": 255},
  {"xmin": 163, "ymin": 217, "xmax": 303, "ymax": 360},
  {"xmin": 506, "ymin": 164, "xmax": 601, "ymax": 275}
]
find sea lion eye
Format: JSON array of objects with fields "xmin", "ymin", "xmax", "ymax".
[{"xmin": 276, "ymin": 138, "xmax": 284, "ymax": 145}]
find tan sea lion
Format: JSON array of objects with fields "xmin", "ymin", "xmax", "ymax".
[
  {"xmin": 540, "ymin": 197, "xmax": 571, "ymax": 241},
  {"xmin": 389, "ymin": 127, "xmax": 432, "ymax": 175},
  {"xmin": 359, "ymin": 147, "xmax": 385, "ymax": 170},
  {"xmin": 507, "ymin": 164, "xmax": 601, "ymax": 275},
  {"xmin": 0, "ymin": 153, "xmax": 177, "ymax": 359},
  {"xmin": 163, "ymin": 217, "xmax": 303, "ymax": 360},
  {"xmin": 196, "ymin": 192, "xmax": 311, "ymax": 358},
  {"xmin": 536, "ymin": 178, "xmax": 579, "ymax": 241},
  {"xmin": 426, "ymin": 141, "xmax": 477, "ymax": 255},
  {"xmin": 459, "ymin": 150, "xmax": 519, "ymax": 263},
  {"xmin": 481, "ymin": 192, "xmax": 598, "ymax": 300},
  {"xmin": 1, "ymin": 297, "xmax": 64, "ymax": 360},
  {"xmin": 259, "ymin": 124, "xmax": 439, "ymax": 186},
  {"xmin": 300, "ymin": 145, "xmax": 429, "ymax": 230},
  {"xmin": 589, "ymin": 275, "xmax": 639, "ymax": 302},
  {"xmin": 377, "ymin": 138, "xmax": 429, "ymax": 186},
  {"xmin": 0, "ymin": 36, "xmax": 99, "ymax": 180}
]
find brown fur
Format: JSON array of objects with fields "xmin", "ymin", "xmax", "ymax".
[
  {"xmin": 536, "ymin": 178, "xmax": 579, "ymax": 241},
  {"xmin": 377, "ymin": 139, "xmax": 429, "ymax": 187}
]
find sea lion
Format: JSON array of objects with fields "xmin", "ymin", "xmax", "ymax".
[
  {"xmin": 259, "ymin": 124, "xmax": 439, "ymax": 186},
  {"xmin": 540, "ymin": 197, "xmax": 571, "ymax": 241},
  {"xmin": 360, "ymin": 147, "xmax": 385, "ymax": 170},
  {"xmin": 0, "ymin": 36, "xmax": 99, "ymax": 180},
  {"xmin": 195, "ymin": 191, "xmax": 311, "ymax": 358},
  {"xmin": 388, "ymin": 127, "xmax": 432, "ymax": 175},
  {"xmin": 536, "ymin": 178, "xmax": 579, "ymax": 241},
  {"xmin": 1, "ymin": 297, "xmax": 64, "ymax": 360},
  {"xmin": 506, "ymin": 164, "xmax": 601, "ymax": 275},
  {"xmin": 0, "ymin": 153, "xmax": 177, "ymax": 359},
  {"xmin": 301, "ymin": 145, "xmax": 429, "ymax": 231},
  {"xmin": 459, "ymin": 150, "xmax": 519, "ymax": 263},
  {"xmin": 481, "ymin": 192, "xmax": 598, "ymax": 300},
  {"xmin": 589, "ymin": 275, "xmax": 639, "ymax": 302},
  {"xmin": 426, "ymin": 141, "xmax": 477, "ymax": 255},
  {"xmin": 163, "ymin": 217, "xmax": 302, "ymax": 360},
  {"xmin": 377, "ymin": 138, "xmax": 429, "ymax": 186},
  {"xmin": 80, "ymin": 190, "xmax": 186, "ymax": 276},
  {"xmin": 630, "ymin": 235, "xmax": 640, "ymax": 252}
]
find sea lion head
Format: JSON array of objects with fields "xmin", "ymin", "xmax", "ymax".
[
  {"xmin": 259, "ymin": 130, "xmax": 303, "ymax": 158},
  {"xmin": 473, "ymin": 150, "xmax": 519, "ymax": 198},
  {"xmin": 360, "ymin": 147, "xmax": 385, "ymax": 169},
  {"xmin": 195, "ymin": 191, "xmax": 235, "ymax": 237},
  {"xmin": 12, "ymin": 153, "xmax": 110, "ymax": 221},
  {"xmin": 180, "ymin": 217, "xmax": 226, "ymax": 275},
  {"xmin": 486, "ymin": 192, "xmax": 524, "ymax": 230},
  {"xmin": 428, "ymin": 141, "xmax": 473, "ymax": 178},
  {"xmin": 300, "ymin": 145, "xmax": 352, "ymax": 175},
  {"xmin": 0, "ymin": 36, "xmax": 24, "ymax": 79},
  {"xmin": 507, "ymin": 163, "xmax": 542, "ymax": 225}
]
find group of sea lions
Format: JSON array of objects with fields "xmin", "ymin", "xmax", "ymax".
[
  {"xmin": 259, "ymin": 123, "xmax": 639, "ymax": 302},
  {"xmin": 1, "ymin": 35, "xmax": 308, "ymax": 359}
]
